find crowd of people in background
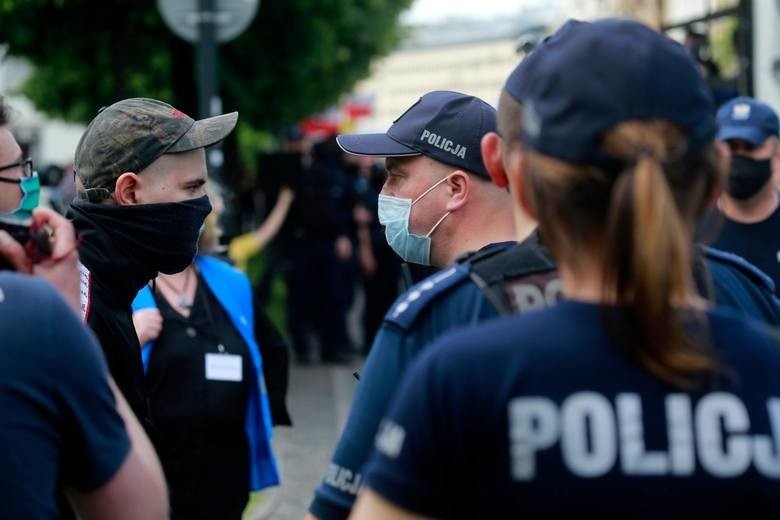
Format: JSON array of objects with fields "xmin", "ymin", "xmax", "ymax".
[{"xmin": 1, "ymin": 13, "xmax": 780, "ymax": 520}]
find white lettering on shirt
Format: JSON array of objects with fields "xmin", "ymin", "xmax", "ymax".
[{"xmin": 508, "ymin": 391, "xmax": 780, "ymax": 480}]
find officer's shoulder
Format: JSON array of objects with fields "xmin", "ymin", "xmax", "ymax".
[
  {"xmin": 701, "ymin": 245, "xmax": 776, "ymax": 294},
  {"xmin": 385, "ymin": 263, "xmax": 473, "ymax": 330}
]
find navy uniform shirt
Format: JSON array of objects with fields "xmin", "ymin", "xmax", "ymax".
[
  {"xmin": 364, "ymin": 302, "xmax": 780, "ymax": 518},
  {"xmin": 309, "ymin": 241, "xmax": 780, "ymax": 519},
  {"xmin": 0, "ymin": 273, "xmax": 131, "ymax": 518},
  {"xmin": 309, "ymin": 252, "xmax": 505, "ymax": 519},
  {"xmin": 700, "ymin": 205, "xmax": 780, "ymax": 296}
]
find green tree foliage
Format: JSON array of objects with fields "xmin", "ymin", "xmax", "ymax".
[{"xmin": 0, "ymin": 0, "xmax": 412, "ymax": 129}]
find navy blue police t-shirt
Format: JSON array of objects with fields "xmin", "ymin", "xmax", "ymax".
[
  {"xmin": 363, "ymin": 301, "xmax": 780, "ymax": 518},
  {"xmin": 701, "ymin": 205, "xmax": 780, "ymax": 296},
  {"xmin": 0, "ymin": 273, "xmax": 131, "ymax": 518}
]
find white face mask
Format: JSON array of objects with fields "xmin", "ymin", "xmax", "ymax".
[{"xmin": 377, "ymin": 176, "xmax": 451, "ymax": 265}]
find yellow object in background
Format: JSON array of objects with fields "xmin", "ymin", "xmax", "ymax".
[{"xmin": 228, "ymin": 233, "xmax": 263, "ymax": 272}]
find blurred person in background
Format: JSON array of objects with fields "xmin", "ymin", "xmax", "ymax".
[
  {"xmin": 38, "ymin": 163, "xmax": 65, "ymax": 213},
  {"xmin": 352, "ymin": 156, "xmax": 402, "ymax": 352},
  {"xmin": 132, "ymin": 190, "xmax": 287, "ymax": 519},
  {"xmin": 352, "ymin": 19, "xmax": 780, "ymax": 518},
  {"xmin": 279, "ymin": 135, "xmax": 358, "ymax": 364},
  {"xmin": 699, "ymin": 97, "xmax": 780, "ymax": 294}
]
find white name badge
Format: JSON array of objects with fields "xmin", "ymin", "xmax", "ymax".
[{"xmin": 205, "ymin": 353, "xmax": 243, "ymax": 382}]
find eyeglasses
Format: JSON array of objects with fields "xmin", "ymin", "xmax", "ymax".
[{"xmin": 0, "ymin": 158, "xmax": 33, "ymax": 182}]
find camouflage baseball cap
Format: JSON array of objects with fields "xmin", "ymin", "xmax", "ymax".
[{"xmin": 75, "ymin": 97, "xmax": 238, "ymax": 201}]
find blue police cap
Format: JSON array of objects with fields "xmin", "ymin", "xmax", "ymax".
[
  {"xmin": 336, "ymin": 91, "xmax": 496, "ymax": 179},
  {"xmin": 504, "ymin": 18, "xmax": 716, "ymax": 166},
  {"xmin": 716, "ymin": 97, "xmax": 779, "ymax": 147}
]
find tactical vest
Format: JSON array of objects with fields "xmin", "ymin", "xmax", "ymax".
[
  {"xmin": 462, "ymin": 234, "xmax": 560, "ymax": 316},
  {"xmin": 464, "ymin": 236, "xmax": 773, "ymax": 318}
]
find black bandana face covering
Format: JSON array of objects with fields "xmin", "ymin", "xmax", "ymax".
[
  {"xmin": 70, "ymin": 195, "xmax": 212, "ymax": 274},
  {"xmin": 726, "ymin": 155, "xmax": 773, "ymax": 200}
]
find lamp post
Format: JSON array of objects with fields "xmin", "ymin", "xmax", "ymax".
[{"xmin": 157, "ymin": 0, "xmax": 259, "ymax": 181}]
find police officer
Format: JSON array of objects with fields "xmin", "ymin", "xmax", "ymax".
[
  {"xmin": 310, "ymin": 82, "xmax": 780, "ymax": 520},
  {"xmin": 699, "ymin": 97, "xmax": 780, "ymax": 293},
  {"xmin": 353, "ymin": 19, "xmax": 780, "ymax": 518},
  {"xmin": 307, "ymin": 90, "xmax": 518, "ymax": 519}
]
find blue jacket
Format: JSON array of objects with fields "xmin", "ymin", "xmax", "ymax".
[
  {"xmin": 309, "ymin": 242, "xmax": 780, "ymax": 520},
  {"xmin": 132, "ymin": 255, "xmax": 279, "ymax": 491}
]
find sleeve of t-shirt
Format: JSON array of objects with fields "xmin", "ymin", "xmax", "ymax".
[
  {"xmin": 360, "ymin": 346, "xmax": 452, "ymax": 518},
  {"xmin": 49, "ymin": 292, "xmax": 132, "ymax": 491},
  {"xmin": 309, "ymin": 323, "xmax": 416, "ymax": 520}
]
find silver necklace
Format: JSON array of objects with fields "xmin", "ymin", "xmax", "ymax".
[{"xmin": 157, "ymin": 267, "xmax": 194, "ymax": 310}]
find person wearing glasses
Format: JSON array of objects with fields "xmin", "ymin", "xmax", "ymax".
[
  {"xmin": 699, "ymin": 97, "xmax": 780, "ymax": 294},
  {"xmin": 0, "ymin": 98, "xmax": 169, "ymax": 518},
  {"xmin": 0, "ymin": 155, "xmax": 37, "ymax": 218}
]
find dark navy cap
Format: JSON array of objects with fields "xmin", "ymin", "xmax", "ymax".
[
  {"xmin": 716, "ymin": 96, "xmax": 779, "ymax": 146},
  {"xmin": 504, "ymin": 18, "xmax": 716, "ymax": 166},
  {"xmin": 336, "ymin": 91, "xmax": 496, "ymax": 178}
]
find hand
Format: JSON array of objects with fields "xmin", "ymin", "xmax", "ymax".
[
  {"xmin": 0, "ymin": 208, "xmax": 82, "ymax": 313},
  {"xmin": 354, "ymin": 204, "xmax": 373, "ymax": 226},
  {"xmin": 334, "ymin": 235, "xmax": 353, "ymax": 262},
  {"xmin": 32, "ymin": 208, "xmax": 82, "ymax": 313},
  {"xmin": 132, "ymin": 308, "xmax": 163, "ymax": 346},
  {"xmin": 359, "ymin": 246, "xmax": 377, "ymax": 278}
]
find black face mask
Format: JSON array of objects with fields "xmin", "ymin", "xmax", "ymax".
[
  {"xmin": 726, "ymin": 155, "xmax": 773, "ymax": 200},
  {"xmin": 70, "ymin": 195, "xmax": 212, "ymax": 274}
]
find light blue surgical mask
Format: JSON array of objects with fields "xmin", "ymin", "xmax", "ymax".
[
  {"xmin": 0, "ymin": 171, "xmax": 40, "ymax": 220},
  {"xmin": 377, "ymin": 176, "xmax": 451, "ymax": 265}
]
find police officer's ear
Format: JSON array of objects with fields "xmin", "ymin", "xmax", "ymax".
[
  {"xmin": 113, "ymin": 172, "xmax": 142, "ymax": 205},
  {"xmin": 444, "ymin": 170, "xmax": 470, "ymax": 212},
  {"xmin": 481, "ymin": 132, "xmax": 508, "ymax": 188}
]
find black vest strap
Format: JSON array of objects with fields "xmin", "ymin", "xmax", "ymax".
[{"xmin": 466, "ymin": 234, "xmax": 558, "ymax": 316}]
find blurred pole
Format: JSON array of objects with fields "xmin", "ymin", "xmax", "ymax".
[{"xmin": 196, "ymin": 0, "xmax": 224, "ymax": 183}]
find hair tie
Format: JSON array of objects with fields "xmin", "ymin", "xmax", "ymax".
[{"xmin": 634, "ymin": 146, "xmax": 660, "ymax": 162}]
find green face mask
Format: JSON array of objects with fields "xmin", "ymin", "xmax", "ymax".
[{"xmin": 0, "ymin": 172, "xmax": 40, "ymax": 220}]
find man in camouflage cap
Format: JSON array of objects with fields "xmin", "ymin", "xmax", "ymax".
[{"xmin": 69, "ymin": 98, "xmax": 237, "ymax": 428}]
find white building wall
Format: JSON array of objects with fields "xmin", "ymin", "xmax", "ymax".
[
  {"xmin": 352, "ymin": 38, "xmax": 521, "ymax": 132},
  {"xmin": 0, "ymin": 54, "xmax": 84, "ymax": 167},
  {"xmin": 752, "ymin": 0, "xmax": 780, "ymax": 113}
]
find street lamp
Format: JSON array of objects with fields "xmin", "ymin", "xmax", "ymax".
[{"xmin": 157, "ymin": 0, "xmax": 259, "ymax": 180}]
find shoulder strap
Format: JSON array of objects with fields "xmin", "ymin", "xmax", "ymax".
[
  {"xmin": 467, "ymin": 235, "xmax": 558, "ymax": 316},
  {"xmin": 385, "ymin": 264, "xmax": 472, "ymax": 330}
]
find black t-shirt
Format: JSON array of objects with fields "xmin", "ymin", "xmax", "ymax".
[
  {"xmin": 700, "ymin": 204, "xmax": 780, "ymax": 295},
  {"xmin": 83, "ymin": 272, "xmax": 150, "ymax": 426},
  {"xmin": 0, "ymin": 273, "xmax": 130, "ymax": 518},
  {"xmin": 364, "ymin": 301, "xmax": 780, "ymax": 518},
  {"xmin": 146, "ymin": 275, "xmax": 251, "ymax": 520}
]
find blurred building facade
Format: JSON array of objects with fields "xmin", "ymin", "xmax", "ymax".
[
  {"xmin": 344, "ymin": 0, "xmax": 779, "ymax": 132},
  {"xmin": 347, "ymin": 11, "xmax": 554, "ymax": 132},
  {"xmin": 0, "ymin": 51, "xmax": 84, "ymax": 168}
]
